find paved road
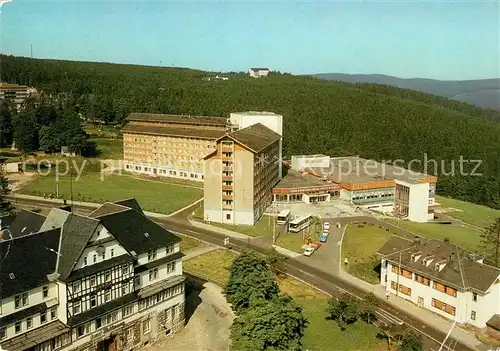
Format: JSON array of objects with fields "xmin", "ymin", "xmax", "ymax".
[{"xmin": 10, "ymin": 196, "xmax": 474, "ymax": 351}]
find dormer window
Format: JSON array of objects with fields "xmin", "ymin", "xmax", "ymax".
[
  {"xmin": 148, "ymin": 250, "xmax": 157, "ymax": 262},
  {"xmin": 435, "ymin": 263, "xmax": 440, "ymax": 271}
]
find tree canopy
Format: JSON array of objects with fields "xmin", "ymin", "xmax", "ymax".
[
  {"xmin": 230, "ymin": 295, "xmax": 309, "ymax": 351},
  {"xmin": 2, "ymin": 54, "xmax": 499, "ymax": 209}
]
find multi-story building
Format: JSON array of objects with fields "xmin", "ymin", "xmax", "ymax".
[
  {"xmin": 203, "ymin": 123, "xmax": 282, "ymax": 225},
  {"xmin": 378, "ymin": 235, "xmax": 500, "ymax": 329},
  {"xmin": 248, "ymin": 68, "xmax": 269, "ymax": 78},
  {"xmin": 122, "ymin": 113, "xmax": 228, "ymax": 181},
  {"xmin": 0, "ymin": 83, "xmax": 37, "ymax": 111},
  {"xmin": 122, "ymin": 111, "xmax": 284, "ymax": 186},
  {"xmin": 290, "ymin": 155, "xmax": 437, "ymax": 222},
  {"xmin": 0, "ymin": 198, "xmax": 185, "ymax": 351}
]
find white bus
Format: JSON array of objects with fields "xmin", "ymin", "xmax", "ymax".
[
  {"xmin": 289, "ymin": 214, "xmax": 313, "ymax": 233},
  {"xmin": 277, "ymin": 209, "xmax": 291, "ymax": 226}
]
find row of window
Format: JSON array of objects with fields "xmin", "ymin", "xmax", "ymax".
[
  {"xmin": 125, "ymin": 165, "xmax": 203, "ymax": 179},
  {"xmin": 13, "ymin": 286, "xmax": 50, "ymax": 310},
  {"xmin": 0, "ymin": 308, "xmax": 57, "ymax": 340},
  {"xmin": 72, "ymin": 264, "xmax": 130, "ymax": 295},
  {"xmin": 391, "ymin": 266, "xmax": 459, "ymax": 297},
  {"xmin": 138, "ymin": 284, "xmax": 184, "ymax": 311},
  {"xmin": 82, "ymin": 248, "xmax": 116, "ymax": 267},
  {"xmin": 127, "ymin": 139, "xmax": 215, "ymax": 148}
]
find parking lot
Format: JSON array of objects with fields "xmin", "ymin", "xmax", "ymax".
[
  {"xmin": 267, "ymin": 199, "xmax": 361, "ymax": 220},
  {"xmin": 293, "ymin": 217, "xmax": 345, "ymax": 275}
]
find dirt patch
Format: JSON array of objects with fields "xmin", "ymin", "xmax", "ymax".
[{"xmin": 6, "ymin": 172, "xmax": 37, "ymax": 192}]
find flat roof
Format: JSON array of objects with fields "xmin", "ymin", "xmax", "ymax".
[
  {"xmin": 273, "ymin": 169, "xmax": 341, "ymax": 194},
  {"xmin": 122, "ymin": 123, "xmax": 226, "ymax": 139},
  {"xmin": 300, "ymin": 156, "xmax": 437, "ymax": 189},
  {"xmin": 0, "ymin": 83, "xmax": 28, "ymax": 89},
  {"xmin": 126, "ymin": 113, "xmax": 228, "ymax": 127},
  {"xmin": 232, "ymin": 111, "xmax": 281, "ymax": 116}
]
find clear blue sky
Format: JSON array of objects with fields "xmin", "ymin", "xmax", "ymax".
[{"xmin": 1, "ymin": 0, "xmax": 499, "ymax": 80}]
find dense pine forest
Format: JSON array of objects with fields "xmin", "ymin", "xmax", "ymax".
[{"xmin": 2, "ymin": 55, "xmax": 500, "ymax": 209}]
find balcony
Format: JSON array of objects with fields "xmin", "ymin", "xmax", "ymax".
[
  {"xmin": 222, "ymin": 185, "xmax": 233, "ymax": 191},
  {"xmin": 222, "ymin": 155, "xmax": 233, "ymax": 161},
  {"xmin": 222, "ymin": 166, "xmax": 233, "ymax": 172},
  {"xmin": 222, "ymin": 146, "xmax": 233, "ymax": 152},
  {"xmin": 222, "ymin": 175, "xmax": 233, "ymax": 181},
  {"xmin": 222, "ymin": 194, "xmax": 233, "ymax": 201}
]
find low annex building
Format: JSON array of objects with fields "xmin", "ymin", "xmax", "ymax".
[
  {"xmin": 378, "ymin": 236, "xmax": 500, "ymax": 329},
  {"xmin": 289, "ymin": 155, "xmax": 437, "ymax": 222},
  {"xmin": 272, "ymin": 169, "xmax": 340, "ymax": 204},
  {"xmin": 0, "ymin": 199, "xmax": 185, "ymax": 351}
]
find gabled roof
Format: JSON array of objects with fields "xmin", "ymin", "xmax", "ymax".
[
  {"xmin": 98, "ymin": 208, "xmax": 180, "ymax": 254},
  {"xmin": 88, "ymin": 202, "xmax": 128, "ymax": 218},
  {"xmin": 378, "ymin": 236, "xmax": 500, "ymax": 293},
  {"xmin": 39, "ymin": 208, "xmax": 70, "ymax": 232},
  {"xmin": 89, "ymin": 198, "xmax": 145, "ymax": 218},
  {"xmin": 113, "ymin": 198, "xmax": 145, "ymax": 215},
  {"xmin": 0, "ymin": 229, "xmax": 60, "ymax": 298},
  {"xmin": 211, "ymin": 123, "xmax": 280, "ymax": 156},
  {"xmin": 57, "ymin": 214, "xmax": 100, "ymax": 280},
  {"xmin": 7, "ymin": 209, "xmax": 46, "ymax": 239}
]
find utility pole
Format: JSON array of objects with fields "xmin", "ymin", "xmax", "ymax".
[
  {"xmin": 30, "ymin": 44, "xmax": 32, "ymax": 58},
  {"xmin": 396, "ymin": 251, "xmax": 402, "ymax": 297},
  {"xmin": 69, "ymin": 162, "xmax": 73, "ymax": 211}
]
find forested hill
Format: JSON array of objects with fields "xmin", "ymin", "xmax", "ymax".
[{"xmin": 2, "ymin": 55, "xmax": 500, "ymax": 210}]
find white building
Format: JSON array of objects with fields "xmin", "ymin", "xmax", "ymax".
[
  {"xmin": 0, "ymin": 199, "xmax": 185, "ymax": 351},
  {"xmin": 229, "ymin": 111, "xmax": 283, "ymax": 180},
  {"xmin": 290, "ymin": 155, "xmax": 437, "ymax": 222},
  {"xmin": 248, "ymin": 68, "xmax": 270, "ymax": 78},
  {"xmin": 378, "ymin": 236, "xmax": 500, "ymax": 330}
]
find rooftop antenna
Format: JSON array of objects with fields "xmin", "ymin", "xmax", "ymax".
[
  {"xmin": 30, "ymin": 44, "xmax": 32, "ymax": 58},
  {"xmin": 69, "ymin": 162, "xmax": 73, "ymax": 212}
]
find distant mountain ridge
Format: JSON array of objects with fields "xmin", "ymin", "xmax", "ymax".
[{"xmin": 312, "ymin": 73, "xmax": 500, "ymax": 111}]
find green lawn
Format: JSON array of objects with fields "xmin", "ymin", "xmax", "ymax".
[
  {"xmin": 276, "ymin": 217, "xmax": 322, "ymax": 253},
  {"xmin": 184, "ymin": 249, "xmax": 389, "ymax": 351},
  {"xmin": 387, "ymin": 219, "xmax": 482, "ymax": 252},
  {"xmin": 191, "ymin": 205, "xmax": 273, "ymax": 237},
  {"xmin": 19, "ymin": 170, "xmax": 203, "ymax": 215},
  {"xmin": 342, "ymin": 223, "xmax": 395, "ymax": 284},
  {"xmin": 183, "ymin": 249, "xmax": 238, "ymax": 285},
  {"xmin": 91, "ymin": 137, "xmax": 123, "ymax": 160},
  {"xmin": 178, "ymin": 235, "xmax": 203, "ymax": 252},
  {"xmin": 436, "ymin": 195, "xmax": 500, "ymax": 228}
]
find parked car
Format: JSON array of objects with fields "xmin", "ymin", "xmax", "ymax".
[
  {"xmin": 310, "ymin": 242, "xmax": 322, "ymax": 250},
  {"xmin": 320, "ymin": 232, "xmax": 329, "ymax": 242},
  {"xmin": 303, "ymin": 247, "xmax": 315, "ymax": 256},
  {"xmin": 323, "ymin": 222, "xmax": 330, "ymax": 230}
]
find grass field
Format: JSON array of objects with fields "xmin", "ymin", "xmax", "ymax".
[
  {"xmin": 19, "ymin": 169, "xmax": 203, "ymax": 215},
  {"xmin": 387, "ymin": 219, "xmax": 482, "ymax": 252},
  {"xmin": 436, "ymin": 195, "xmax": 500, "ymax": 228},
  {"xmin": 191, "ymin": 205, "xmax": 273, "ymax": 237},
  {"xmin": 90, "ymin": 138, "xmax": 123, "ymax": 159},
  {"xmin": 178, "ymin": 235, "xmax": 203, "ymax": 252},
  {"xmin": 276, "ymin": 217, "xmax": 323, "ymax": 253},
  {"xmin": 184, "ymin": 249, "xmax": 389, "ymax": 350},
  {"xmin": 183, "ymin": 249, "xmax": 238, "ymax": 285},
  {"xmin": 342, "ymin": 223, "xmax": 396, "ymax": 284}
]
